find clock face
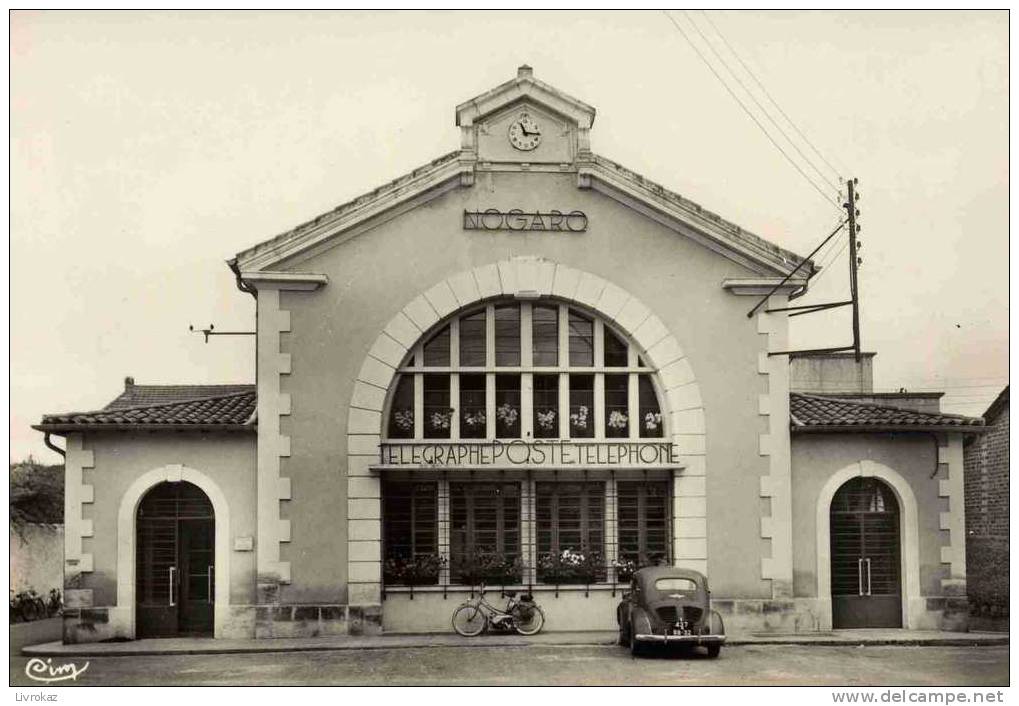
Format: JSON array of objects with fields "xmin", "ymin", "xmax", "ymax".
[{"xmin": 508, "ymin": 114, "xmax": 542, "ymax": 151}]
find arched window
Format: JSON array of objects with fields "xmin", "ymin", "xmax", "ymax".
[
  {"xmin": 385, "ymin": 299, "xmax": 665, "ymax": 442},
  {"xmin": 379, "ymin": 297, "xmax": 673, "ymax": 590}
]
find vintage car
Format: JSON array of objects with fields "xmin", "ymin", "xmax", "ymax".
[{"xmin": 616, "ymin": 566, "xmax": 725, "ymax": 657}]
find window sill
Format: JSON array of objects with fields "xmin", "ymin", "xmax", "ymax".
[{"xmin": 384, "ymin": 583, "xmax": 627, "ymax": 593}]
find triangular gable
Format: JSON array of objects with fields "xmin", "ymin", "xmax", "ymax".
[{"xmin": 232, "ymin": 66, "xmax": 812, "ymax": 279}]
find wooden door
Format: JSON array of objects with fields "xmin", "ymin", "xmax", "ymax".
[
  {"xmin": 136, "ymin": 482, "xmax": 215, "ymax": 638},
  {"xmin": 830, "ymin": 477, "xmax": 902, "ymax": 628}
]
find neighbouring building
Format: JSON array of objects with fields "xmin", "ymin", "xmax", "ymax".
[
  {"xmin": 35, "ymin": 67, "xmax": 987, "ymax": 643},
  {"xmin": 964, "ymin": 386, "xmax": 1009, "ymax": 616}
]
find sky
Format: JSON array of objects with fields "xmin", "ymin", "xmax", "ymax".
[{"xmin": 10, "ymin": 10, "xmax": 1009, "ymax": 462}]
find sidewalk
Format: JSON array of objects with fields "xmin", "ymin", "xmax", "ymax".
[{"xmin": 20, "ymin": 629, "xmax": 1008, "ymax": 657}]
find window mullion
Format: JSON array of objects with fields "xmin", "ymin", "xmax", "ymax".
[
  {"xmin": 628, "ymin": 372, "xmax": 640, "ymax": 440},
  {"xmin": 485, "ymin": 373, "xmax": 496, "ymax": 440},
  {"xmin": 413, "ymin": 373, "xmax": 424, "ymax": 440},
  {"xmin": 606, "ymin": 473, "xmax": 618, "ymax": 583},
  {"xmin": 521, "ymin": 304, "xmax": 534, "ymax": 438},
  {"xmin": 593, "ymin": 319, "xmax": 605, "ymax": 439},
  {"xmin": 558, "ymin": 304, "xmax": 570, "ymax": 438},
  {"xmin": 438, "ymin": 479, "xmax": 450, "ymax": 585}
]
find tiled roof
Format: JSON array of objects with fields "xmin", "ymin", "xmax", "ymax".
[
  {"xmin": 790, "ymin": 393, "xmax": 985, "ymax": 432},
  {"xmin": 105, "ymin": 384, "xmax": 255, "ymax": 410},
  {"xmin": 35, "ymin": 388, "xmax": 256, "ymax": 431}
]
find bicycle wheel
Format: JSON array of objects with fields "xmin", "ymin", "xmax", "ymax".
[
  {"xmin": 512, "ymin": 603, "xmax": 545, "ymax": 636},
  {"xmin": 21, "ymin": 600, "xmax": 40, "ymax": 622},
  {"xmin": 451, "ymin": 604, "xmax": 488, "ymax": 637}
]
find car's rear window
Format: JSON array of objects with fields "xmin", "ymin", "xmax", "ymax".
[{"xmin": 654, "ymin": 578, "xmax": 698, "ymax": 592}]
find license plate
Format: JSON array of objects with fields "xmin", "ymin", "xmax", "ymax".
[{"xmin": 670, "ymin": 626, "xmax": 691, "ymax": 636}]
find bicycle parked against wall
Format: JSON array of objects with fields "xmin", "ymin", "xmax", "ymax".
[
  {"xmin": 9, "ymin": 588, "xmax": 61, "ymax": 623},
  {"xmin": 451, "ymin": 585, "xmax": 545, "ymax": 637}
]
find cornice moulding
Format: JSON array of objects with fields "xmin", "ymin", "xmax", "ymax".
[{"xmin": 241, "ymin": 271, "xmax": 329, "ymax": 291}]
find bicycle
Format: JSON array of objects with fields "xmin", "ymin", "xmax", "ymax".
[{"xmin": 451, "ymin": 585, "xmax": 545, "ymax": 637}]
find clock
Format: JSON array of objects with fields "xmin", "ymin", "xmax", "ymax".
[{"xmin": 508, "ymin": 114, "xmax": 542, "ymax": 151}]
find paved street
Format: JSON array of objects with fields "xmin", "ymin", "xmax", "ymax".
[{"xmin": 10, "ymin": 643, "xmax": 1009, "ymax": 686}]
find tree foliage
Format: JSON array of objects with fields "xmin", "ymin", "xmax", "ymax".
[{"xmin": 10, "ymin": 459, "xmax": 64, "ymax": 527}]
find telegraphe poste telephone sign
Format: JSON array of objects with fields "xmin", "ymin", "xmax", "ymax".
[{"xmin": 376, "ymin": 439, "xmax": 681, "ymax": 470}]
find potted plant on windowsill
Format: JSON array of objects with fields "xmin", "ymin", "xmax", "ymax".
[
  {"xmin": 569, "ymin": 405, "xmax": 589, "ymax": 435},
  {"xmin": 495, "ymin": 402, "xmax": 519, "ymax": 436},
  {"xmin": 383, "ymin": 554, "xmax": 446, "ymax": 586},
  {"xmin": 456, "ymin": 551, "xmax": 523, "ymax": 586},
  {"xmin": 537, "ymin": 549, "xmax": 603, "ymax": 585}
]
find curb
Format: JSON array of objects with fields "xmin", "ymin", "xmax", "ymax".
[{"xmin": 21, "ymin": 634, "xmax": 1008, "ymax": 657}]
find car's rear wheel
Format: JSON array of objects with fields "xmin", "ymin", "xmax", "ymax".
[
  {"xmin": 706, "ymin": 643, "xmax": 721, "ymax": 659},
  {"xmin": 617, "ymin": 627, "xmax": 627, "ymax": 646}
]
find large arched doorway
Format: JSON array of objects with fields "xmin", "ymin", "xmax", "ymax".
[
  {"xmin": 136, "ymin": 481, "xmax": 215, "ymax": 638},
  {"xmin": 830, "ymin": 477, "xmax": 902, "ymax": 628}
]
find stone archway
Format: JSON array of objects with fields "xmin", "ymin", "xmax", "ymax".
[
  {"xmin": 816, "ymin": 460, "xmax": 922, "ymax": 630},
  {"xmin": 344, "ymin": 256, "xmax": 707, "ymax": 607},
  {"xmin": 116, "ymin": 464, "xmax": 232, "ymax": 638}
]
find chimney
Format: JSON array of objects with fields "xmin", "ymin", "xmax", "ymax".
[
  {"xmin": 517, "ymin": 64, "xmax": 533, "ymax": 79},
  {"xmin": 124, "ymin": 376, "xmax": 135, "ymax": 390},
  {"xmin": 789, "ymin": 353, "xmax": 875, "ymax": 394}
]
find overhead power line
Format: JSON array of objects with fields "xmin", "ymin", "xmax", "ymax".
[
  {"xmin": 700, "ymin": 10, "xmax": 848, "ymax": 183},
  {"xmin": 662, "ymin": 10, "xmax": 843, "ymax": 212},
  {"xmin": 685, "ymin": 11, "xmax": 841, "ymax": 193}
]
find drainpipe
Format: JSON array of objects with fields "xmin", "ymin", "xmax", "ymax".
[
  {"xmin": 228, "ymin": 258, "xmax": 257, "ymax": 300},
  {"xmin": 43, "ymin": 433, "xmax": 65, "ymax": 458}
]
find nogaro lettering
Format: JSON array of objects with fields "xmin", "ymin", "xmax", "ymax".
[{"xmin": 463, "ymin": 209, "xmax": 588, "ymax": 232}]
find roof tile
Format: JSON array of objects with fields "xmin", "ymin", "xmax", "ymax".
[
  {"xmin": 790, "ymin": 393, "xmax": 984, "ymax": 431},
  {"xmin": 38, "ymin": 387, "xmax": 256, "ymax": 429}
]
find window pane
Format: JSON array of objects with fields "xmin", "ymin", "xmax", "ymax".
[
  {"xmin": 449, "ymin": 483, "xmax": 521, "ymax": 585},
  {"xmin": 423, "ymin": 325, "xmax": 450, "ymax": 367},
  {"xmin": 459, "ymin": 374, "xmax": 486, "ymax": 439},
  {"xmin": 568, "ymin": 374, "xmax": 594, "ymax": 438},
  {"xmin": 568, "ymin": 310, "xmax": 594, "ymax": 366},
  {"xmin": 533, "ymin": 374, "xmax": 559, "ymax": 439},
  {"xmin": 617, "ymin": 482, "xmax": 670, "ymax": 578},
  {"xmin": 459, "ymin": 310, "xmax": 486, "ymax": 367},
  {"xmin": 495, "ymin": 374, "xmax": 521, "ymax": 437},
  {"xmin": 605, "ymin": 374, "xmax": 629, "ymax": 438},
  {"xmin": 495, "ymin": 305, "xmax": 520, "ymax": 366},
  {"xmin": 382, "ymin": 481, "xmax": 439, "ymax": 586},
  {"xmin": 423, "ymin": 374, "xmax": 451, "ymax": 439},
  {"xmin": 532, "ymin": 305, "xmax": 559, "ymax": 366},
  {"xmin": 387, "ymin": 375, "xmax": 415, "ymax": 439},
  {"xmin": 535, "ymin": 482, "xmax": 605, "ymax": 583},
  {"xmin": 639, "ymin": 375, "xmax": 663, "ymax": 438},
  {"xmin": 604, "ymin": 327, "xmax": 628, "ymax": 367}
]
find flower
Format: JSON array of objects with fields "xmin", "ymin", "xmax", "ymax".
[
  {"xmin": 463, "ymin": 410, "xmax": 486, "ymax": 428},
  {"xmin": 536, "ymin": 409, "xmax": 557, "ymax": 431},
  {"xmin": 393, "ymin": 409, "xmax": 414, "ymax": 431},
  {"xmin": 496, "ymin": 403, "xmax": 519, "ymax": 427},
  {"xmin": 428, "ymin": 408, "xmax": 453, "ymax": 430},
  {"xmin": 644, "ymin": 411, "xmax": 662, "ymax": 431},
  {"xmin": 607, "ymin": 410, "xmax": 629, "ymax": 430},
  {"xmin": 569, "ymin": 405, "xmax": 589, "ymax": 429}
]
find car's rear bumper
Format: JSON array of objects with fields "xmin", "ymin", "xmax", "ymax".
[{"xmin": 634, "ymin": 633, "xmax": 726, "ymax": 644}]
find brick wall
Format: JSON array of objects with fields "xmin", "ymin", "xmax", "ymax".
[{"xmin": 964, "ymin": 397, "xmax": 1008, "ymax": 612}]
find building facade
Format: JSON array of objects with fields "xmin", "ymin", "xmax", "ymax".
[
  {"xmin": 36, "ymin": 67, "xmax": 985, "ymax": 643},
  {"xmin": 964, "ymin": 386, "xmax": 1009, "ymax": 616}
]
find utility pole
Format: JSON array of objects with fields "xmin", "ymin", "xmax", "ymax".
[{"xmin": 845, "ymin": 178, "xmax": 861, "ymax": 361}]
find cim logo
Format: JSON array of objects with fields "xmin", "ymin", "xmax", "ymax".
[{"xmin": 24, "ymin": 658, "xmax": 90, "ymax": 684}]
